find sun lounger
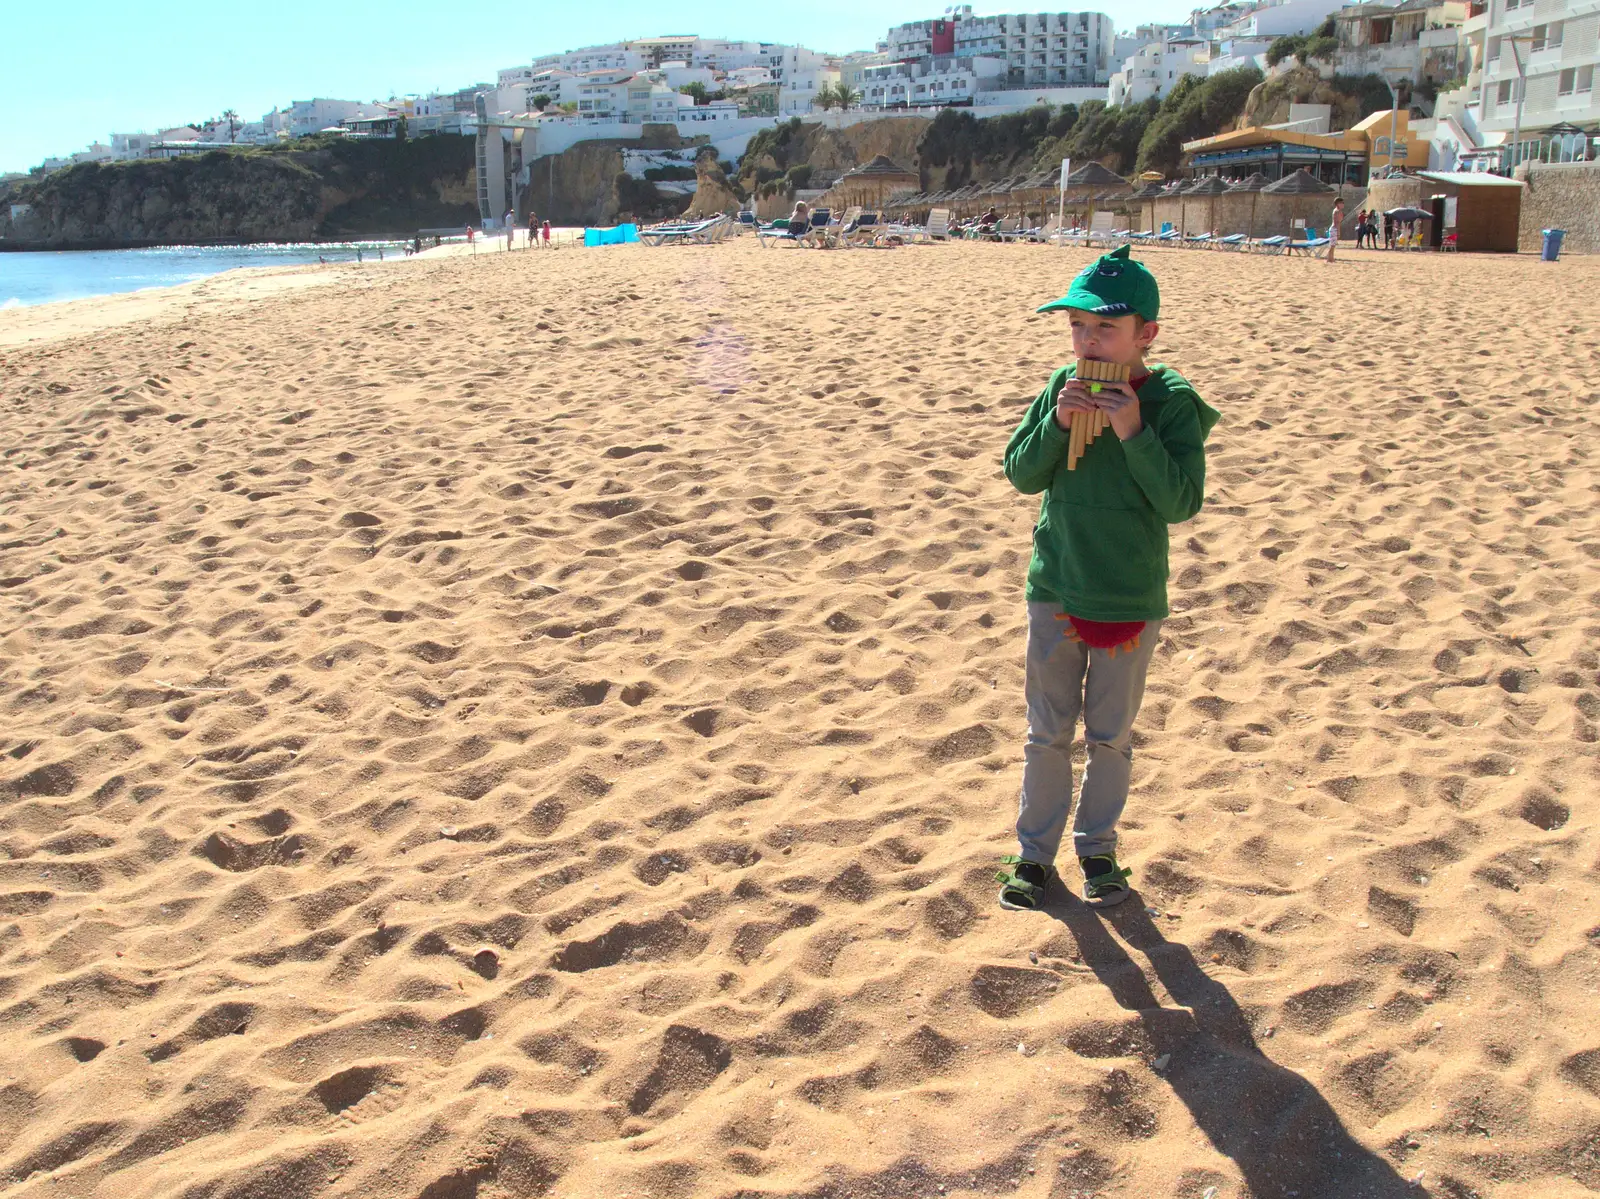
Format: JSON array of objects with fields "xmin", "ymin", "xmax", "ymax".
[
  {"xmin": 819, "ymin": 206, "xmax": 862, "ymax": 249},
  {"xmin": 987, "ymin": 215, "xmax": 1024, "ymax": 241},
  {"xmin": 1215, "ymin": 233, "xmax": 1248, "ymax": 250},
  {"xmin": 796, "ymin": 208, "xmax": 834, "ymax": 247},
  {"xmin": 886, "ymin": 208, "xmax": 950, "ymax": 243},
  {"xmin": 843, "ymin": 211, "xmax": 889, "ymax": 247},
  {"xmin": 639, "ymin": 215, "xmax": 733, "ymax": 246},
  {"xmin": 1286, "ymin": 236, "xmax": 1331, "ymax": 258},
  {"xmin": 891, "ymin": 207, "xmax": 955, "ymax": 243},
  {"xmin": 761, "ymin": 209, "xmax": 832, "ymax": 247},
  {"xmin": 1182, "ymin": 233, "xmax": 1213, "ymax": 249},
  {"xmin": 1251, "ymin": 235, "xmax": 1291, "ymax": 255}
]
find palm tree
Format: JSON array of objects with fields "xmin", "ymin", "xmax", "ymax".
[
  {"xmin": 222, "ymin": 109, "xmax": 238, "ymax": 143},
  {"xmin": 814, "ymin": 82, "xmax": 839, "ymax": 111},
  {"xmin": 834, "ymin": 84, "xmax": 860, "ymax": 111}
]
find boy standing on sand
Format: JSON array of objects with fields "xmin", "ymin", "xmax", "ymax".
[{"xmin": 997, "ymin": 245, "xmax": 1219, "ymax": 910}]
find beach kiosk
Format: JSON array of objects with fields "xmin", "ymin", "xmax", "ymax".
[{"xmin": 1415, "ymin": 170, "xmax": 1524, "ymax": 253}]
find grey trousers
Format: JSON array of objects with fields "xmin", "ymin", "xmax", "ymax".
[{"xmin": 1016, "ymin": 601, "xmax": 1162, "ymax": 865}]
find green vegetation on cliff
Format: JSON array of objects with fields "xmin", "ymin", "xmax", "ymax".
[
  {"xmin": 1, "ymin": 135, "xmax": 477, "ymax": 249},
  {"xmin": 731, "ymin": 64, "xmax": 1401, "ymax": 204}
]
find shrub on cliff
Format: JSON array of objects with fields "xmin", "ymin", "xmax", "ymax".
[
  {"xmin": 1133, "ymin": 66, "xmax": 1265, "ymax": 175},
  {"xmin": 921, "ymin": 105, "xmax": 1077, "ymax": 185},
  {"xmin": 613, "ymin": 172, "xmax": 692, "ymax": 221},
  {"xmin": 4, "ymin": 134, "xmax": 477, "ymax": 247}
]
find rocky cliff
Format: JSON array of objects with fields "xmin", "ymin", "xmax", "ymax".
[
  {"xmin": 524, "ymin": 125, "xmax": 695, "ymax": 225},
  {"xmin": 739, "ymin": 117, "xmax": 931, "ymax": 217},
  {"xmin": 684, "ymin": 150, "xmax": 742, "ymax": 218},
  {"xmin": 0, "ymin": 135, "xmax": 478, "ymax": 250},
  {"xmin": 1240, "ymin": 65, "xmax": 1396, "ymax": 132}
]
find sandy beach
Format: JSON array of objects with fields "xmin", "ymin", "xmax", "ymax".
[{"xmin": 1, "ymin": 236, "xmax": 1597, "ymax": 1199}]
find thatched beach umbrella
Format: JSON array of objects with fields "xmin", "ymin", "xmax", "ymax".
[
  {"xmin": 947, "ymin": 183, "xmax": 983, "ymax": 218},
  {"xmin": 1261, "ymin": 168, "xmax": 1335, "ymax": 238},
  {"xmin": 975, "ymin": 174, "xmax": 1017, "ymax": 222},
  {"xmin": 1226, "ymin": 171, "xmax": 1269, "ymax": 240},
  {"xmin": 1181, "ymin": 175, "xmax": 1228, "ymax": 236},
  {"xmin": 1064, "ymin": 161, "xmax": 1130, "ymax": 232},
  {"xmin": 1127, "ymin": 179, "xmax": 1164, "ymax": 233},
  {"xmin": 1013, "ymin": 168, "xmax": 1058, "ymax": 226},
  {"xmin": 833, "ymin": 154, "xmax": 920, "ymax": 212}
]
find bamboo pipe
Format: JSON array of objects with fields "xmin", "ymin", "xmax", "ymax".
[{"xmin": 1066, "ymin": 359, "xmax": 1131, "ymax": 470}]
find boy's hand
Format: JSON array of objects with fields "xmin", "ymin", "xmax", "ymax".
[
  {"xmin": 1091, "ymin": 381, "xmax": 1144, "ymax": 441},
  {"xmin": 1053, "ymin": 379, "xmax": 1099, "ymax": 431}
]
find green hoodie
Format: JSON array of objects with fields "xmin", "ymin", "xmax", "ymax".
[{"xmin": 1003, "ymin": 363, "xmax": 1221, "ymax": 622}]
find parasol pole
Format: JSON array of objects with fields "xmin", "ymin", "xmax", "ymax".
[{"xmin": 1058, "ymin": 157, "xmax": 1069, "ymax": 246}]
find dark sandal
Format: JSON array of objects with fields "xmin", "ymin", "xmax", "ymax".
[
  {"xmin": 1080, "ymin": 855, "xmax": 1133, "ymax": 908},
  {"xmin": 996, "ymin": 855, "xmax": 1056, "ymax": 910}
]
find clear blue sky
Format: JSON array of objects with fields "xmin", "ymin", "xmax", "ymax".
[{"xmin": 1, "ymin": 0, "xmax": 1193, "ymax": 175}]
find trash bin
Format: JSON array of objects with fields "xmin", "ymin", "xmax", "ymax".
[{"xmin": 1541, "ymin": 228, "xmax": 1566, "ymax": 261}]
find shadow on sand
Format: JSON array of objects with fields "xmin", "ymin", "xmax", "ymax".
[{"xmin": 1047, "ymin": 895, "xmax": 1427, "ymax": 1199}]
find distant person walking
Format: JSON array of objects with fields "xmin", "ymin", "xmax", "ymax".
[
  {"xmin": 541, "ymin": 219, "xmax": 551, "ymax": 248},
  {"xmin": 504, "ymin": 209, "xmax": 515, "ymax": 248},
  {"xmin": 1326, "ymin": 197, "xmax": 1344, "ymax": 263},
  {"xmin": 527, "ymin": 209, "xmax": 539, "ymax": 250},
  {"xmin": 1382, "ymin": 211, "xmax": 1394, "ymax": 250}
]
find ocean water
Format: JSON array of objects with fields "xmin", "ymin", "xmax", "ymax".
[{"xmin": 0, "ymin": 242, "xmax": 412, "ymax": 309}]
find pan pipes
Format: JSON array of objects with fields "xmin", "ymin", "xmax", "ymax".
[{"xmin": 1065, "ymin": 359, "xmax": 1130, "ymax": 470}]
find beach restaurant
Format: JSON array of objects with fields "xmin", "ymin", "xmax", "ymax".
[{"xmin": 1182, "ymin": 108, "xmax": 1430, "ymax": 186}]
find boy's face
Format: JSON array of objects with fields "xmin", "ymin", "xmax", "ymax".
[{"xmin": 1068, "ymin": 309, "xmax": 1158, "ymax": 367}]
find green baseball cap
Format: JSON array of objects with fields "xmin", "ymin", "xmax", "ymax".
[{"xmin": 1036, "ymin": 244, "xmax": 1160, "ymax": 322}]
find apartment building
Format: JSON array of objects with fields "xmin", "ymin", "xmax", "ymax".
[
  {"xmin": 1212, "ymin": 0, "xmax": 1343, "ymax": 37},
  {"xmin": 1476, "ymin": 0, "xmax": 1600, "ymax": 158},
  {"xmin": 1113, "ymin": 23, "xmax": 1198, "ymax": 64},
  {"xmin": 858, "ymin": 54, "xmax": 1008, "ymax": 108},
  {"xmin": 1109, "ymin": 38, "xmax": 1213, "ymax": 105},
  {"xmin": 1333, "ymin": 0, "xmax": 1469, "ymax": 84},
  {"xmin": 885, "ymin": 8, "xmax": 1117, "ymax": 86},
  {"xmin": 531, "ymin": 44, "xmax": 646, "ymax": 74}
]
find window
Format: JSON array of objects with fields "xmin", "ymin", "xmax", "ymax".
[
  {"xmin": 1531, "ymin": 24, "xmax": 1546, "ymax": 50},
  {"xmin": 1560, "ymin": 67, "xmax": 1576, "ymax": 94},
  {"xmin": 1497, "ymin": 79, "xmax": 1512, "ymax": 103},
  {"xmin": 1549, "ymin": 22, "xmax": 1563, "ymax": 46},
  {"xmin": 1580, "ymin": 64, "xmax": 1595, "ymax": 92}
]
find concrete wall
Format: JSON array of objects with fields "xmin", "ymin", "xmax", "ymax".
[
  {"xmin": 1364, "ymin": 175, "xmax": 1425, "ymax": 217},
  {"xmin": 1516, "ymin": 160, "xmax": 1600, "ymax": 254}
]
